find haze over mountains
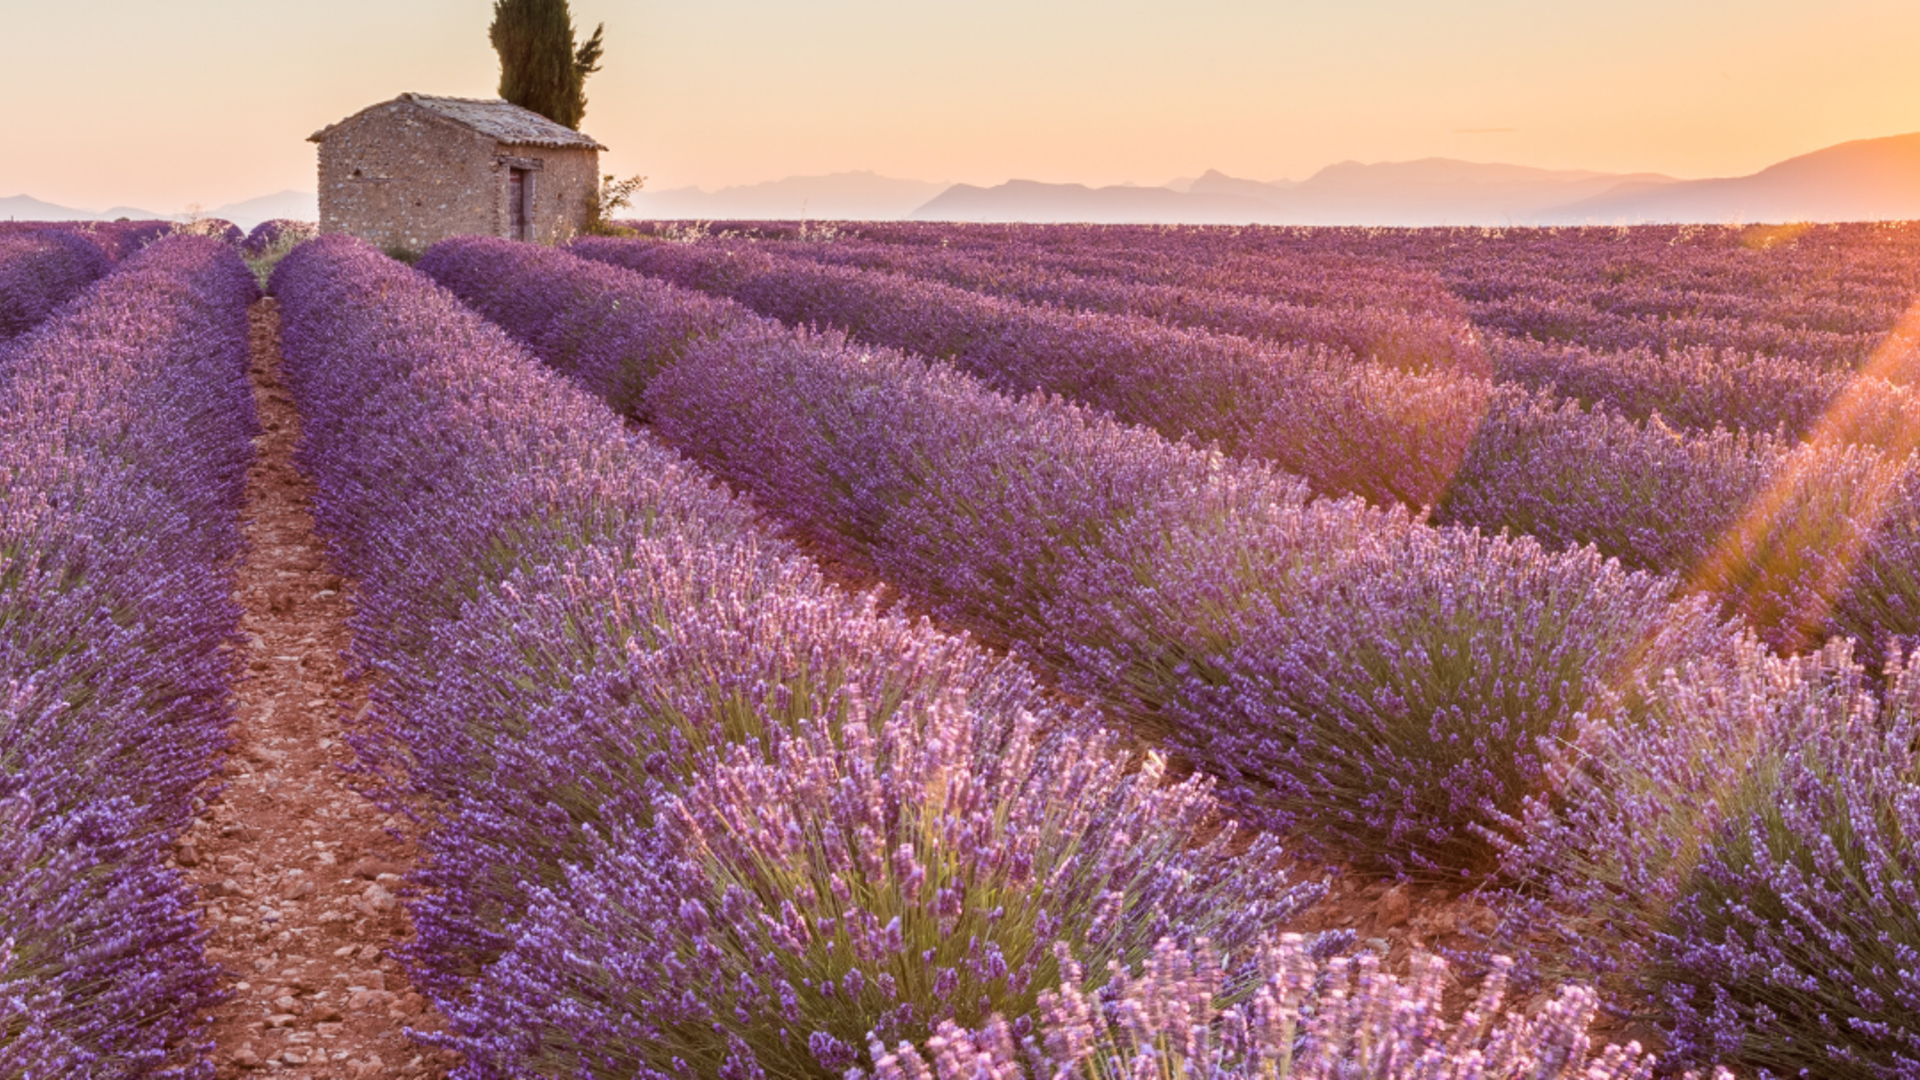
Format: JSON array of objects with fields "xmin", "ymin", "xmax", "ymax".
[
  {"xmin": 1555, "ymin": 133, "xmax": 1920, "ymax": 224},
  {"xmin": 916, "ymin": 161, "xmax": 1683, "ymax": 226},
  {"xmin": 8, "ymin": 132, "xmax": 1919, "ymax": 228},
  {"xmin": 631, "ymin": 131, "xmax": 1920, "ymax": 226},
  {"xmin": 0, "ymin": 190, "xmax": 316, "ymax": 230}
]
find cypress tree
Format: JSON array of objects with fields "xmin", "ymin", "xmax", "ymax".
[{"xmin": 489, "ymin": 0, "xmax": 604, "ymax": 130}]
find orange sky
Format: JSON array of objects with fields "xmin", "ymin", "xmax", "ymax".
[{"xmin": 3, "ymin": 0, "xmax": 1918, "ymax": 210}]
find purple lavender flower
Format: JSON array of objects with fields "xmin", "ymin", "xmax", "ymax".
[
  {"xmin": 0, "ymin": 229, "xmax": 110, "ymax": 341},
  {"xmin": 1647, "ymin": 645, "xmax": 1920, "ymax": 1078},
  {"xmin": 876, "ymin": 935, "xmax": 1730, "ymax": 1080},
  {"xmin": 0, "ymin": 235, "xmax": 256, "ymax": 1077},
  {"xmin": 427, "ymin": 236, "xmax": 1725, "ymax": 878},
  {"xmin": 240, "ymin": 219, "xmax": 317, "ymax": 258},
  {"xmin": 272, "ymin": 234, "xmax": 1310, "ymax": 1080},
  {"xmin": 567, "ymin": 236, "xmax": 1491, "ymax": 510}
]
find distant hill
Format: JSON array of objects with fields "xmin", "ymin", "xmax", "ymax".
[
  {"xmin": 0, "ymin": 190, "xmax": 314, "ymax": 230},
  {"xmin": 1273, "ymin": 160, "xmax": 1677, "ymax": 225},
  {"xmin": 14, "ymin": 130, "xmax": 1916, "ymax": 230},
  {"xmin": 1187, "ymin": 170, "xmax": 1298, "ymax": 201},
  {"xmin": 0, "ymin": 194, "xmax": 159, "ymax": 222},
  {"xmin": 630, "ymin": 171, "xmax": 947, "ymax": 221},
  {"xmin": 1, "ymin": 194, "xmax": 77, "ymax": 219},
  {"xmin": 911, "ymin": 136, "xmax": 1920, "ymax": 225},
  {"xmin": 211, "ymin": 190, "xmax": 318, "ymax": 229},
  {"xmin": 913, "ymin": 179, "xmax": 1279, "ymax": 224},
  {"xmin": 914, "ymin": 162, "xmax": 1678, "ymax": 226},
  {"xmin": 1552, "ymin": 131, "xmax": 1920, "ymax": 224}
]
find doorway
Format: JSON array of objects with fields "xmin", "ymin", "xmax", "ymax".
[{"xmin": 509, "ymin": 168, "xmax": 530, "ymax": 241}]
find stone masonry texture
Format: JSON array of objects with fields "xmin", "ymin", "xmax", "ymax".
[{"xmin": 312, "ymin": 97, "xmax": 600, "ymax": 252}]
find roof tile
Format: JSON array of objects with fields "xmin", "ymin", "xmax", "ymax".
[{"xmin": 310, "ymin": 93, "xmax": 607, "ymax": 151}]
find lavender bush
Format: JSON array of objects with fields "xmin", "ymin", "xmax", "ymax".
[
  {"xmin": 872, "ymin": 937, "xmax": 1724, "ymax": 1080},
  {"xmin": 0, "ymin": 229, "xmax": 110, "ymax": 341},
  {"xmin": 1831, "ymin": 462, "xmax": 1920, "ymax": 663},
  {"xmin": 429, "ymin": 238, "xmax": 1722, "ymax": 877},
  {"xmin": 0, "ymin": 776, "xmax": 215, "ymax": 1078},
  {"xmin": 1485, "ymin": 632, "xmax": 1815, "ymax": 978},
  {"xmin": 572, "ymin": 233, "xmax": 1907, "ymax": 629},
  {"xmin": 455, "ymin": 690, "xmax": 1303, "ymax": 1079},
  {"xmin": 1437, "ymin": 387, "xmax": 1781, "ymax": 574},
  {"xmin": 1648, "ymin": 649, "xmax": 1920, "ymax": 1078},
  {"xmin": 1436, "ymin": 389, "xmax": 1919, "ymax": 655},
  {"xmin": 0, "ymin": 235, "xmax": 257, "ymax": 1077},
  {"xmin": 762, "ymin": 236, "xmax": 1485, "ymax": 376},
  {"xmin": 1685, "ymin": 439, "xmax": 1908, "ymax": 655},
  {"xmin": 239, "ymin": 219, "xmax": 317, "ymax": 258},
  {"xmin": 0, "ymin": 220, "xmax": 180, "ymax": 262},
  {"xmin": 238, "ymin": 219, "xmax": 318, "ymax": 287},
  {"xmin": 1493, "ymin": 637, "xmax": 1920, "ymax": 1078},
  {"xmin": 1187, "ymin": 524, "xmax": 1723, "ymax": 875},
  {"xmin": 417, "ymin": 238, "xmax": 747, "ymax": 418},
  {"xmin": 1487, "ymin": 336, "xmax": 1847, "ymax": 438},
  {"xmin": 569, "ymin": 237, "xmax": 1491, "ymax": 510},
  {"xmin": 83, "ymin": 220, "xmax": 180, "ymax": 261},
  {"xmin": 272, "ymin": 235, "xmax": 1315, "ymax": 1079},
  {"xmin": 380, "ymin": 538, "xmax": 1136, "ymax": 996}
]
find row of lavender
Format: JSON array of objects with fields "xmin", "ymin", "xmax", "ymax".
[
  {"xmin": 572, "ymin": 237, "xmax": 1491, "ymax": 510},
  {"xmin": 689, "ymin": 221, "xmax": 1920, "ymax": 448},
  {"xmin": 0, "ymin": 237, "xmax": 258, "ymax": 1076},
  {"xmin": 725, "ymin": 227, "xmax": 1920, "ymax": 625},
  {"xmin": 604, "ymin": 226, "xmax": 1920, "ymax": 447},
  {"xmin": 0, "ymin": 230, "xmax": 111, "ymax": 343},
  {"xmin": 427, "ymin": 233, "xmax": 1920, "ymax": 1077},
  {"xmin": 740, "ymin": 231, "xmax": 1481, "ymax": 374},
  {"xmin": 875, "ymin": 224, "xmax": 1920, "ymax": 657},
  {"xmin": 833, "ymin": 220, "xmax": 1920, "ymax": 372},
  {"xmin": 1347, "ymin": 223, "xmax": 1917, "ymax": 368},
  {"xmin": 271, "ymin": 233, "xmax": 1683, "ymax": 1078},
  {"xmin": 742, "ymin": 227, "xmax": 1907, "ymax": 440},
  {"xmin": 0, "ymin": 219, "xmax": 182, "ymax": 261},
  {"xmin": 0, "ymin": 218, "xmax": 314, "ymax": 265},
  {"xmin": 430, "ymin": 235, "xmax": 1716, "ymax": 875},
  {"xmin": 569, "ymin": 236, "xmax": 1920, "ymax": 657},
  {"xmin": 272, "ymin": 233, "xmax": 1301, "ymax": 1078}
]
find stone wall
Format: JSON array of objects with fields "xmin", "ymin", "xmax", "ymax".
[
  {"xmin": 517, "ymin": 147, "xmax": 599, "ymax": 244},
  {"xmin": 316, "ymin": 101, "xmax": 599, "ymax": 252}
]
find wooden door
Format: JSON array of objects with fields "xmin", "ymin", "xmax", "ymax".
[{"xmin": 509, "ymin": 169, "xmax": 529, "ymax": 241}]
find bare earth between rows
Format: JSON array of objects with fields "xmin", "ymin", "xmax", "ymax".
[
  {"xmin": 172, "ymin": 296, "xmax": 1582, "ymax": 1078},
  {"xmin": 176, "ymin": 298, "xmax": 459, "ymax": 1079}
]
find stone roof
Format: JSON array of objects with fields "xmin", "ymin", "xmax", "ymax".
[{"xmin": 309, "ymin": 93, "xmax": 607, "ymax": 151}]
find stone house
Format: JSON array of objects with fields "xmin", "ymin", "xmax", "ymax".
[{"xmin": 309, "ymin": 93, "xmax": 606, "ymax": 251}]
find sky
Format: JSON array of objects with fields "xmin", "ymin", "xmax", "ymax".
[{"xmin": 2, "ymin": 0, "xmax": 1919, "ymax": 211}]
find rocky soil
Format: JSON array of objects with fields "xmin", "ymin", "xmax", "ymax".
[{"xmin": 175, "ymin": 299, "xmax": 460, "ymax": 1078}]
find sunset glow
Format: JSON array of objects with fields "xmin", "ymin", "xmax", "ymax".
[
  {"xmin": 3, "ymin": 0, "xmax": 1919, "ymax": 212},
  {"xmin": 17, "ymin": 1, "xmax": 1920, "ymax": 1075},
  {"xmin": 1686, "ymin": 294, "xmax": 1920, "ymax": 649}
]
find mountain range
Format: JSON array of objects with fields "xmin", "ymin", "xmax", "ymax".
[
  {"xmin": 8, "ymin": 131, "xmax": 1919, "ymax": 228},
  {"xmin": 0, "ymin": 190, "xmax": 317, "ymax": 230},
  {"xmin": 915, "ymin": 132, "xmax": 1920, "ymax": 226},
  {"xmin": 1551, "ymin": 133, "xmax": 1920, "ymax": 224}
]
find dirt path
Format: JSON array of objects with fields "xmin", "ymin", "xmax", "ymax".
[{"xmin": 175, "ymin": 299, "xmax": 460, "ymax": 1079}]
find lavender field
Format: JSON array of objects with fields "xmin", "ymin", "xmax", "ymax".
[{"xmin": 10, "ymin": 216, "xmax": 1920, "ymax": 1078}]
